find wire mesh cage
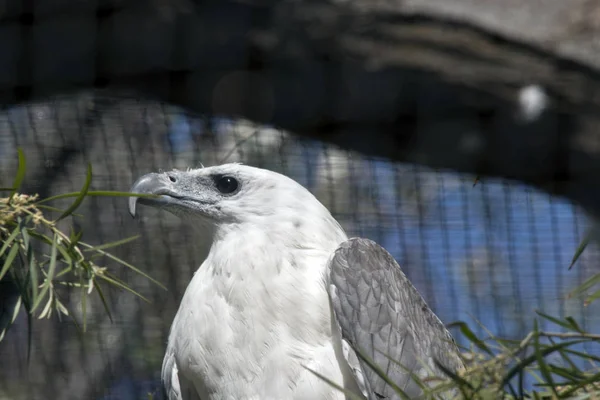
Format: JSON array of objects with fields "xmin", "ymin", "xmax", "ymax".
[{"xmin": 0, "ymin": 91, "xmax": 599, "ymax": 399}]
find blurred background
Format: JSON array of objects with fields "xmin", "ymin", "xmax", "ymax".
[{"xmin": 0, "ymin": 92, "xmax": 599, "ymax": 399}]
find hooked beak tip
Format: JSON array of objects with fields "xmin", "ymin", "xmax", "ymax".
[{"xmin": 128, "ymin": 196, "xmax": 138, "ymax": 219}]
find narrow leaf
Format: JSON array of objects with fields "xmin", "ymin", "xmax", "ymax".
[
  {"xmin": 97, "ymin": 274, "xmax": 150, "ymax": 303},
  {"xmin": 584, "ymin": 289, "xmax": 600, "ymax": 306},
  {"xmin": 80, "ymin": 241, "xmax": 166, "ymax": 290},
  {"xmin": 20, "ymin": 228, "xmax": 39, "ymax": 305},
  {"xmin": 84, "ymin": 235, "xmax": 140, "ymax": 252},
  {"xmin": 9, "ymin": 148, "xmax": 26, "ymax": 200},
  {"xmin": 31, "ymin": 233, "xmax": 58, "ymax": 313},
  {"xmin": 455, "ymin": 321, "xmax": 494, "ymax": 356},
  {"xmin": 569, "ymin": 273, "xmax": 600, "ymax": 300},
  {"xmin": 502, "ymin": 339, "xmax": 590, "ymax": 385},
  {"xmin": 532, "ymin": 320, "xmax": 559, "ymax": 398},
  {"xmin": 535, "ymin": 310, "xmax": 576, "ymax": 331},
  {"xmin": 0, "ymin": 227, "xmax": 21, "ymax": 260},
  {"xmin": 37, "ymin": 191, "xmax": 159, "ymax": 204},
  {"xmin": 565, "ymin": 317, "xmax": 584, "ymax": 333},
  {"xmin": 56, "ymin": 164, "xmax": 92, "ymax": 221},
  {"xmin": 81, "ymin": 276, "xmax": 87, "ymax": 332},
  {"xmin": 94, "ymin": 280, "xmax": 113, "ymax": 323},
  {"xmin": 0, "ymin": 245, "xmax": 20, "ymax": 281},
  {"xmin": 569, "ymin": 228, "xmax": 594, "ymax": 270}
]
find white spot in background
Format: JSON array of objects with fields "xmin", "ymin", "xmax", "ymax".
[
  {"xmin": 519, "ymin": 85, "xmax": 548, "ymax": 122},
  {"xmin": 34, "ymin": 109, "xmax": 47, "ymax": 119}
]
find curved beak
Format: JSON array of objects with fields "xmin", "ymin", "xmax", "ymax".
[{"xmin": 128, "ymin": 173, "xmax": 171, "ymax": 218}]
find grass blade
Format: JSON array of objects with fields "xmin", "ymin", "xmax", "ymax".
[
  {"xmin": 79, "ymin": 241, "xmax": 166, "ymax": 290},
  {"xmin": 81, "ymin": 276, "xmax": 87, "ymax": 332},
  {"xmin": 37, "ymin": 191, "xmax": 159, "ymax": 204},
  {"xmin": 0, "ymin": 245, "xmax": 20, "ymax": 281},
  {"xmin": 569, "ymin": 273, "xmax": 600, "ymax": 300},
  {"xmin": 0, "ymin": 228, "xmax": 21, "ymax": 260},
  {"xmin": 96, "ymin": 273, "xmax": 150, "ymax": 303},
  {"xmin": 584, "ymin": 289, "xmax": 600, "ymax": 306},
  {"xmin": 94, "ymin": 279, "xmax": 113, "ymax": 323},
  {"xmin": 84, "ymin": 235, "xmax": 140, "ymax": 252},
  {"xmin": 453, "ymin": 321, "xmax": 494, "ymax": 356},
  {"xmin": 503, "ymin": 339, "xmax": 590, "ymax": 385},
  {"xmin": 20, "ymin": 227, "xmax": 39, "ymax": 306},
  {"xmin": 9, "ymin": 148, "xmax": 26, "ymax": 200},
  {"xmin": 532, "ymin": 320, "xmax": 560, "ymax": 398},
  {"xmin": 31, "ymin": 233, "xmax": 58, "ymax": 313},
  {"xmin": 565, "ymin": 317, "xmax": 584, "ymax": 333},
  {"xmin": 56, "ymin": 163, "xmax": 92, "ymax": 221},
  {"xmin": 569, "ymin": 227, "xmax": 594, "ymax": 270}
]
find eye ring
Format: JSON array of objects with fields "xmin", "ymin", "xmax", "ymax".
[{"xmin": 215, "ymin": 176, "xmax": 239, "ymax": 194}]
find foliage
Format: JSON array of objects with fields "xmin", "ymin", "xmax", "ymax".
[
  {"xmin": 0, "ymin": 148, "xmax": 163, "ymax": 342},
  {"xmin": 312, "ymin": 313, "xmax": 600, "ymax": 399}
]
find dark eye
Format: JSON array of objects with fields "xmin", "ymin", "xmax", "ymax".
[{"xmin": 215, "ymin": 176, "xmax": 239, "ymax": 194}]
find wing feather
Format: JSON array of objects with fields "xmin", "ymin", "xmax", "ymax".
[{"xmin": 328, "ymin": 238, "xmax": 464, "ymax": 400}]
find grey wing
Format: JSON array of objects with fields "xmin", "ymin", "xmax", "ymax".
[
  {"xmin": 328, "ymin": 238, "xmax": 464, "ymax": 400},
  {"xmin": 162, "ymin": 347, "xmax": 202, "ymax": 400}
]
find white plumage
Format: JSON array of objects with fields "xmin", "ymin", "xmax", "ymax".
[{"xmin": 129, "ymin": 163, "xmax": 462, "ymax": 400}]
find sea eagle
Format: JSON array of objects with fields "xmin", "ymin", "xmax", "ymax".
[{"xmin": 129, "ymin": 163, "xmax": 463, "ymax": 400}]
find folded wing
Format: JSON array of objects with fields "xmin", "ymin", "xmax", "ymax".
[{"xmin": 328, "ymin": 238, "xmax": 464, "ymax": 399}]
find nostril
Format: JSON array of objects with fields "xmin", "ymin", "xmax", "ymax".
[{"xmin": 168, "ymin": 175, "xmax": 177, "ymax": 183}]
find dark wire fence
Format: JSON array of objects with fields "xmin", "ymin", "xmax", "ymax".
[{"xmin": 0, "ymin": 92, "xmax": 599, "ymax": 399}]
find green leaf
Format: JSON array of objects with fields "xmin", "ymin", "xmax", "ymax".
[
  {"xmin": 0, "ymin": 187, "xmax": 15, "ymax": 191},
  {"xmin": 433, "ymin": 359, "xmax": 474, "ymax": 397},
  {"xmin": 0, "ymin": 244, "xmax": 20, "ymax": 281},
  {"xmin": 569, "ymin": 225, "xmax": 600, "ymax": 270},
  {"xmin": 79, "ymin": 241, "xmax": 166, "ymax": 290},
  {"xmin": 56, "ymin": 163, "xmax": 92, "ymax": 221},
  {"xmin": 83, "ymin": 235, "xmax": 140, "ymax": 252},
  {"xmin": 94, "ymin": 280, "xmax": 113, "ymax": 323},
  {"xmin": 81, "ymin": 276, "xmax": 87, "ymax": 332},
  {"xmin": 569, "ymin": 273, "xmax": 600, "ymax": 301},
  {"xmin": 96, "ymin": 273, "xmax": 150, "ymax": 303},
  {"xmin": 37, "ymin": 190, "xmax": 159, "ymax": 204},
  {"xmin": 582, "ymin": 289, "xmax": 600, "ymax": 306},
  {"xmin": 564, "ymin": 317, "xmax": 583, "ymax": 333},
  {"xmin": 535, "ymin": 310, "xmax": 576, "ymax": 331},
  {"xmin": 556, "ymin": 370, "xmax": 600, "ymax": 398},
  {"xmin": 561, "ymin": 348, "xmax": 600, "ymax": 363},
  {"xmin": 20, "ymin": 227, "xmax": 40, "ymax": 309},
  {"xmin": 547, "ymin": 364, "xmax": 585, "ymax": 381},
  {"xmin": 36, "ymin": 204, "xmax": 84, "ymax": 218},
  {"xmin": 454, "ymin": 321, "xmax": 494, "ymax": 356},
  {"xmin": 31, "ymin": 233, "xmax": 58, "ymax": 314},
  {"xmin": 0, "ymin": 227, "xmax": 21, "ymax": 260},
  {"xmin": 502, "ymin": 339, "xmax": 590, "ymax": 385},
  {"xmin": 569, "ymin": 232, "xmax": 591, "ymax": 270},
  {"xmin": 67, "ymin": 233, "xmax": 84, "ymax": 256},
  {"xmin": 9, "ymin": 148, "xmax": 26, "ymax": 200},
  {"xmin": 532, "ymin": 320, "xmax": 559, "ymax": 398}
]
